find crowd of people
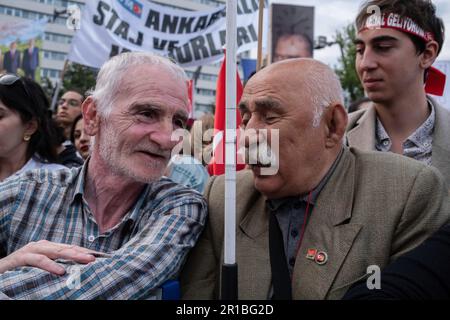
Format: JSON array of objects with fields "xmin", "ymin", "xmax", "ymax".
[{"xmin": 0, "ymin": 0, "xmax": 449, "ymax": 300}]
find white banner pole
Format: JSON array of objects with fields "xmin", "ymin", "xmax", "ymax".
[{"xmin": 221, "ymin": 0, "xmax": 238, "ymax": 300}]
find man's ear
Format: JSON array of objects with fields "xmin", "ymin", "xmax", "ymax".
[
  {"xmin": 323, "ymin": 103, "xmax": 348, "ymax": 149},
  {"xmin": 82, "ymin": 97, "xmax": 100, "ymax": 136},
  {"xmin": 420, "ymin": 40, "xmax": 439, "ymax": 69}
]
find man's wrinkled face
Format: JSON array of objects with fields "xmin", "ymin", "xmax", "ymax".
[
  {"xmin": 97, "ymin": 65, "xmax": 189, "ymax": 183},
  {"xmin": 355, "ymin": 28, "xmax": 423, "ymax": 104},
  {"xmin": 239, "ymin": 68, "xmax": 325, "ymax": 199}
]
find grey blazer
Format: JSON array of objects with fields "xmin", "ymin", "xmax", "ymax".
[
  {"xmin": 346, "ymin": 97, "xmax": 450, "ymax": 187},
  {"xmin": 181, "ymin": 147, "xmax": 450, "ymax": 300}
]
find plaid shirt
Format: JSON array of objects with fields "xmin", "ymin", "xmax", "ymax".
[{"xmin": 0, "ymin": 163, "xmax": 207, "ymax": 299}]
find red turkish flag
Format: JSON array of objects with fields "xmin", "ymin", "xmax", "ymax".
[{"xmin": 208, "ymin": 57, "xmax": 245, "ymax": 176}]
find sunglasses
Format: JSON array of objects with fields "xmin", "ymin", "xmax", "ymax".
[{"xmin": 0, "ymin": 73, "xmax": 33, "ymax": 102}]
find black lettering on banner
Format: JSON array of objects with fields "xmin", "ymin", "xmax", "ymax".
[
  {"xmin": 219, "ymin": 29, "xmax": 226, "ymax": 47},
  {"xmin": 178, "ymin": 17, "xmax": 195, "ymax": 34},
  {"xmin": 153, "ymin": 37, "xmax": 168, "ymax": 50},
  {"xmin": 191, "ymin": 36, "xmax": 210, "ymax": 60},
  {"xmin": 153, "ymin": 38, "xmax": 179, "ymax": 51},
  {"xmin": 240, "ymin": 0, "xmax": 252, "ymax": 14},
  {"xmin": 207, "ymin": 33, "xmax": 222, "ymax": 56},
  {"xmin": 162, "ymin": 14, "xmax": 179, "ymax": 33},
  {"xmin": 109, "ymin": 44, "xmax": 130, "ymax": 58},
  {"xmin": 207, "ymin": 9, "xmax": 225, "ymax": 28},
  {"xmin": 237, "ymin": 26, "xmax": 251, "ymax": 46},
  {"xmin": 251, "ymin": 0, "xmax": 259, "ymax": 11},
  {"xmin": 248, "ymin": 23, "xmax": 258, "ymax": 42},
  {"xmin": 237, "ymin": 2, "xmax": 243, "ymax": 15},
  {"xmin": 174, "ymin": 43, "xmax": 193, "ymax": 64},
  {"xmin": 114, "ymin": 21, "xmax": 130, "ymax": 40},
  {"xmin": 193, "ymin": 16, "xmax": 208, "ymax": 32},
  {"xmin": 106, "ymin": 9, "xmax": 120, "ymax": 30},
  {"xmin": 237, "ymin": 0, "xmax": 266, "ymax": 15},
  {"xmin": 167, "ymin": 40, "xmax": 180, "ymax": 52},
  {"xmin": 145, "ymin": 10, "xmax": 160, "ymax": 30},
  {"xmin": 109, "ymin": 44, "xmax": 119, "ymax": 57},
  {"xmin": 93, "ymin": 1, "xmax": 109, "ymax": 26},
  {"xmin": 129, "ymin": 32, "xmax": 143, "ymax": 46}
]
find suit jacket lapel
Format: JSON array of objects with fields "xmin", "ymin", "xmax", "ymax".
[
  {"xmin": 347, "ymin": 105, "xmax": 377, "ymax": 151},
  {"xmin": 237, "ymin": 187, "xmax": 272, "ymax": 299},
  {"xmin": 291, "ymin": 148, "xmax": 363, "ymax": 299},
  {"xmin": 430, "ymin": 99, "xmax": 450, "ymax": 187}
]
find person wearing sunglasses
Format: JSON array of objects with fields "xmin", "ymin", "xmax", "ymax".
[{"xmin": 0, "ymin": 74, "xmax": 65, "ymax": 182}]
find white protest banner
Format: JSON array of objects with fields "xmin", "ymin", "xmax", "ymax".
[
  {"xmin": 430, "ymin": 61, "xmax": 450, "ymax": 110},
  {"xmin": 68, "ymin": 0, "xmax": 268, "ymax": 68}
]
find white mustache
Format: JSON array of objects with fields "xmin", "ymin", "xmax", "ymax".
[{"xmin": 246, "ymin": 142, "xmax": 278, "ymax": 167}]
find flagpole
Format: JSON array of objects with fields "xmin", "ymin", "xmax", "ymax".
[
  {"xmin": 221, "ymin": 0, "xmax": 238, "ymax": 300},
  {"xmin": 256, "ymin": 0, "xmax": 265, "ymax": 71}
]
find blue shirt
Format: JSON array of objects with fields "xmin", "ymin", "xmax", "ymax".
[
  {"xmin": 168, "ymin": 155, "xmax": 209, "ymax": 193},
  {"xmin": 0, "ymin": 163, "xmax": 207, "ymax": 299}
]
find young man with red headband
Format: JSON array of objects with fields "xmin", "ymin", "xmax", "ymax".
[{"xmin": 347, "ymin": 0, "xmax": 450, "ymax": 186}]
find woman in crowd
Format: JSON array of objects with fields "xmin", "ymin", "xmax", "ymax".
[
  {"xmin": 70, "ymin": 114, "xmax": 91, "ymax": 160},
  {"xmin": 0, "ymin": 74, "xmax": 65, "ymax": 181}
]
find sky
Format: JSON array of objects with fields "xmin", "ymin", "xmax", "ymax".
[{"xmin": 269, "ymin": 0, "xmax": 450, "ymax": 68}]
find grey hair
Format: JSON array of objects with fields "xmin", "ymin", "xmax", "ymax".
[
  {"xmin": 91, "ymin": 52, "xmax": 188, "ymax": 117},
  {"xmin": 295, "ymin": 60, "xmax": 344, "ymax": 128}
]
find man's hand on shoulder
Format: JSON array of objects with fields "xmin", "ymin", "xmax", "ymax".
[{"xmin": 0, "ymin": 240, "xmax": 101, "ymax": 275}]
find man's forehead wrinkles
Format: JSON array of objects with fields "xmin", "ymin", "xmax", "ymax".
[
  {"xmin": 254, "ymin": 97, "xmax": 281, "ymax": 108},
  {"xmin": 245, "ymin": 83, "xmax": 279, "ymax": 97}
]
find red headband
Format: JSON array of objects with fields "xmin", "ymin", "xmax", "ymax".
[
  {"xmin": 361, "ymin": 12, "xmax": 435, "ymax": 42},
  {"xmin": 360, "ymin": 12, "xmax": 446, "ymax": 96}
]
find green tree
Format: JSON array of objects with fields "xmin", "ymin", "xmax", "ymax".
[
  {"xmin": 62, "ymin": 62, "xmax": 98, "ymax": 96},
  {"xmin": 334, "ymin": 23, "xmax": 365, "ymax": 105}
]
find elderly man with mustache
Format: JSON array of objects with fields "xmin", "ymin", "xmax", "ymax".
[{"xmin": 180, "ymin": 58, "xmax": 450, "ymax": 300}]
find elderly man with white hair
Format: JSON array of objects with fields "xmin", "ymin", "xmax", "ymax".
[
  {"xmin": 0, "ymin": 52, "xmax": 207, "ymax": 299},
  {"xmin": 180, "ymin": 58, "xmax": 450, "ymax": 300}
]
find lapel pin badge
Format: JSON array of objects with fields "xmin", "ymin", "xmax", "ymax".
[
  {"xmin": 306, "ymin": 248, "xmax": 317, "ymax": 260},
  {"xmin": 315, "ymin": 251, "xmax": 328, "ymax": 265}
]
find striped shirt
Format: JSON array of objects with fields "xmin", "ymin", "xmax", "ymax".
[{"xmin": 0, "ymin": 163, "xmax": 207, "ymax": 299}]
